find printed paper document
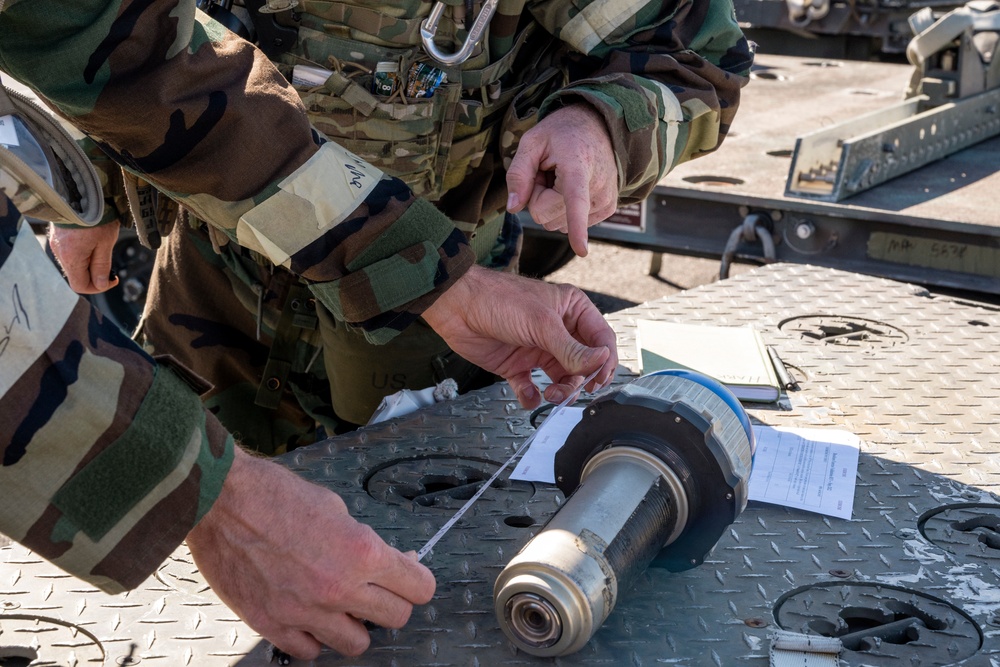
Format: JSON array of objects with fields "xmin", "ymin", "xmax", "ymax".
[{"xmin": 748, "ymin": 426, "xmax": 859, "ymax": 520}]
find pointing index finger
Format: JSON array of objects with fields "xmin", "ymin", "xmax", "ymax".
[{"xmin": 559, "ymin": 167, "xmax": 591, "ymax": 257}]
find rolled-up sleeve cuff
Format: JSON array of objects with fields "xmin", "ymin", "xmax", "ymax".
[{"xmin": 540, "ymin": 77, "xmax": 683, "ymax": 202}]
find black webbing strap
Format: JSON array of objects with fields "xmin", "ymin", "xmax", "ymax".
[{"xmin": 254, "ymin": 281, "xmax": 318, "ymax": 409}]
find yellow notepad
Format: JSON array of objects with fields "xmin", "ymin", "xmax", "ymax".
[{"xmin": 636, "ymin": 320, "xmax": 781, "ymax": 402}]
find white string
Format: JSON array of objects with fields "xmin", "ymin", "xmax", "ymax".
[{"xmin": 416, "ymin": 368, "xmax": 602, "ymax": 561}]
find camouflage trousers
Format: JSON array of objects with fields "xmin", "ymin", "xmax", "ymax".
[{"xmin": 136, "ymin": 221, "xmax": 516, "ymax": 456}]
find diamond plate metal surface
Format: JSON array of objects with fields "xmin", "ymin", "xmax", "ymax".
[{"xmin": 5, "ymin": 263, "xmax": 1000, "ymax": 666}]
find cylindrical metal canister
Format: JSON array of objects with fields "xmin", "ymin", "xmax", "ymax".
[
  {"xmin": 494, "ymin": 370, "xmax": 755, "ymax": 656},
  {"xmin": 495, "ymin": 446, "xmax": 687, "ymax": 655}
]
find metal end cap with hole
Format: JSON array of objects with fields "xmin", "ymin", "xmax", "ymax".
[{"xmin": 493, "ymin": 544, "xmax": 602, "ymax": 657}]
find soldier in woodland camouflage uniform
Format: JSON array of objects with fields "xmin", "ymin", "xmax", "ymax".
[
  {"xmin": 0, "ymin": 72, "xmax": 435, "ymax": 658},
  {"xmin": 46, "ymin": 0, "xmax": 748, "ymax": 455}
]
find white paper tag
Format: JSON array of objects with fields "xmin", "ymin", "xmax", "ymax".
[
  {"xmin": 291, "ymin": 64, "xmax": 333, "ymax": 88},
  {"xmin": 0, "ymin": 115, "xmax": 19, "ymax": 147},
  {"xmin": 510, "ymin": 405, "xmax": 585, "ymax": 483}
]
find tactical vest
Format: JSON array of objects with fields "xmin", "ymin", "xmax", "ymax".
[{"xmin": 270, "ymin": 0, "xmax": 562, "ymax": 221}]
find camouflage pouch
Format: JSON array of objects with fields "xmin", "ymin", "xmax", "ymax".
[{"xmin": 316, "ymin": 303, "xmax": 495, "ymax": 425}]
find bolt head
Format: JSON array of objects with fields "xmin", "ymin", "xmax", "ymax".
[{"xmin": 795, "ymin": 221, "xmax": 815, "ymax": 239}]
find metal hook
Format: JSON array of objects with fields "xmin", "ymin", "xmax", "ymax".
[
  {"xmin": 420, "ymin": 0, "xmax": 499, "ymax": 66},
  {"xmin": 719, "ymin": 212, "xmax": 776, "ymax": 280}
]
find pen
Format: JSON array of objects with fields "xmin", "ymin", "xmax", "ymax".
[{"xmin": 767, "ymin": 345, "xmax": 797, "ymax": 390}]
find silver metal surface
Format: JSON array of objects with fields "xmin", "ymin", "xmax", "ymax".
[
  {"xmin": 786, "ymin": 88, "xmax": 1000, "ymax": 201},
  {"xmin": 733, "ymin": 0, "xmax": 964, "ymax": 57},
  {"xmin": 659, "ymin": 56, "xmax": 1000, "ymax": 233},
  {"xmin": 5, "ymin": 263, "xmax": 1000, "ymax": 665}
]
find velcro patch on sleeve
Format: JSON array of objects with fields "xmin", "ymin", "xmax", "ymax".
[{"xmin": 51, "ymin": 366, "xmax": 203, "ymax": 542}]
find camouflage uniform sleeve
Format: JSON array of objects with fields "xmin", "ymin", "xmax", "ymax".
[
  {"xmin": 0, "ymin": 198, "xmax": 234, "ymax": 594},
  {"xmin": 531, "ymin": 0, "xmax": 755, "ymax": 203},
  {"xmin": 0, "ymin": 0, "xmax": 475, "ymax": 345}
]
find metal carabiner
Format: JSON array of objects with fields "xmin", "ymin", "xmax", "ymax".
[{"xmin": 420, "ymin": 0, "xmax": 499, "ymax": 66}]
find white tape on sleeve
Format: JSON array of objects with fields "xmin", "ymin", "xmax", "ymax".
[{"xmin": 0, "ymin": 222, "xmax": 79, "ymax": 400}]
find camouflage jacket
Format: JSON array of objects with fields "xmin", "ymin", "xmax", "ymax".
[
  {"xmin": 0, "ymin": 195, "xmax": 233, "ymax": 594},
  {"xmin": 0, "ymin": 0, "xmax": 751, "ymax": 345}
]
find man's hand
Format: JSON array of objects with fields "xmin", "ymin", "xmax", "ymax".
[
  {"xmin": 505, "ymin": 104, "xmax": 618, "ymax": 258},
  {"xmin": 423, "ymin": 265, "xmax": 618, "ymax": 408},
  {"xmin": 186, "ymin": 449, "xmax": 435, "ymax": 659},
  {"xmin": 48, "ymin": 221, "xmax": 121, "ymax": 293}
]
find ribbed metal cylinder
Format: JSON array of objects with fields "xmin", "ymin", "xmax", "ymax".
[{"xmin": 493, "ymin": 448, "xmax": 684, "ymax": 657}]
